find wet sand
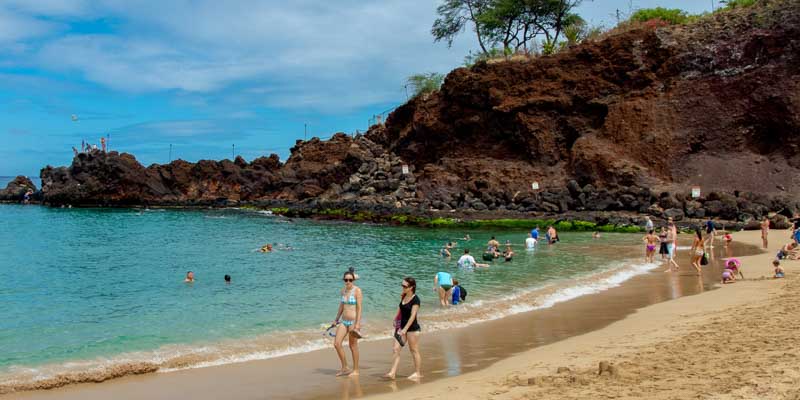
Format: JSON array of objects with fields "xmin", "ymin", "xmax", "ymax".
[{"xmin": 6, "ymin": 237, "xmax": 761, "ymax": 400}]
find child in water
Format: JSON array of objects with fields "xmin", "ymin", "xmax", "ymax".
[{"xmin": 773, "ymin": 260, "xmax": 785, "ymax": 278}]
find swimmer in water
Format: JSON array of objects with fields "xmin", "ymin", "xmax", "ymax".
[
  {"xmin": 463, "ymin": 234, "xmax": 471, "ymax": 241},
  {"xmin": 440, "ymin": 243, "xmax": 452, "ymax": 258},
  {"xmin": 259, "ymin": 243, "xmax": 273, "ymax": 253},
  {"xmin": 503, "ymin": 245, "xmax": 514, "ymax": 262},
  {"xmin": 184, "ymin": 271, "xmax": 194, "ymax": 283}
]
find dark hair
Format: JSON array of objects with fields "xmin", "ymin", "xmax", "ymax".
[
  {"xmin": 464, "ymin": 248, "xmax": 470, "ymax": 254},
  {"xmin": 343, "ymin": 267, "xmax": 356, "ymax": 280},
  {"xmin": 491, "ymin": 236, "xmax": 495, "ymax": 239},
  {"xmin": 695, "ymin": 227, "xmax": 703, "ymax": 240},
  {"xmin": 187, "ymin": 271, "xmax": 193, "ymax": 274},
  {"xmin": 648, "ymin": 229, "xmax": 654, "ymax": 234},
  {"xmin": 224, "ymin": 274, "xmax": 231, "ymax": 282},
  {"xmin": 403, "ymin": 277, "xmax": 417, "ymax": 293},
  {"xmin": 773, "ymin": 260, "xmax": 780, "ymax": 266},
  {"xmin": 453, "ymin": 279, "xmax": 459, "ymax": 285}
]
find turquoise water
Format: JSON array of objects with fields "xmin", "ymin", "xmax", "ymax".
[{"xmin": 0, "ymin": 205, "xmax": 647, "ymax": 386}]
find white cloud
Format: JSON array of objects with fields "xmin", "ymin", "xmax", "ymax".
[{"xmin": 3, "ymin": 0, "xmax": 476, "ymax": 111}]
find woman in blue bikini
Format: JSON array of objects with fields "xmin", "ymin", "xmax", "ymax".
[{"xmin": 332, "ymin": 268, "xmax": 363, "ymax": 376}]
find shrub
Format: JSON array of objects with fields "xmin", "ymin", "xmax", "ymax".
[
  {"xmin": 406, "ymin": 73, "xmax": 445, "ymax": 97},
  {"xmin": 629, "ymin": 7, "xmax": 690, "ymax": 25},
  {"xmin": 572, "ymin": 220, "xmax": 597, "ymax": 231},
  {"xmin": 555, "ymin": 221, "xmax": 573, "ymax": 231}
]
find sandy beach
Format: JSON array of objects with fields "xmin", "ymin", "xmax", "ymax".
[{"xmin": 367, "ymin": 229, "xmax": 799, "ymax": 400}]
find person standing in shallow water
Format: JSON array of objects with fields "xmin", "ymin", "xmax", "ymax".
[
  {"xmin": 690, "ymin": 228, "xmax": 704, "ymax": 276},
  {"xmin": 332, "ymin": 269, "xmax": 363, "ymax": 377},
  {"xmin": 385, "ymin": 277, "xmax": 422, "ymax": 381},
  {"xmin": 761, "ymin": 217, "xmax": 770, "ymax": 249}
]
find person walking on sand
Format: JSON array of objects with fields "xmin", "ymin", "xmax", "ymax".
[
  {"xmin": 690, "ymin": 228, "xmax": 704, "ymax": 276},
  {"xmin": 433, "ymin": 271, "xmax": 453, "ymax": 307},
  {"xmin": 385, "ymin": 277, "xmax": 422, "ymax": 381},
  {"xmin": 665, "ymin": 222, "xmax": 680, "ymax": 271},
  {"xmin": 658, "ymin": 227, "xmax": 669, "ymax": 260},
  {"xmin": 705, "ymin": 217, "xmax": 716, "ymax": 249},
  {"xmin": 331, "ymin": 268, "xmax": 363, "ymax": 377},
  {"xmin": 643, "ymin": 230, "xmax": 660, "ymax": 263},
  {"xmin": 761, "ymin": 217, "xmax": 770, "ymax": 249}
]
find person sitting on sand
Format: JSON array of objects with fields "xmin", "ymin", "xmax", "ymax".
[
  {"xmin": 722, "ymin": 268, "xmax": 735, "ymax": 284},
  {"xmin": 773, "ymin": 260, "xmax": 785, "ymax": 279},
  {"xmin": 259, "ymin": 243, "xmax": 273, "ymax": 253},
  {"xmin": 725, "ymin": 259, "xmax": 744, "ymax": 281},
  {"xmin": 434, "ymin": 271, "xmax": 454, "ymax": 307},
  {"xmin": 777, "ymin": 242, "xmax": 796, "ymax": 260},
  {"xmin": 184, "ymin": 271, "xmax": 195, "ymax": 283},
  {"xmin": 643, "ymin": 230, "xmax": 660, "ymax": 263}
]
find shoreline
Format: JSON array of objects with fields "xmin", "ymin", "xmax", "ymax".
[
  {"xmin": 364, "ymin": 229, "xmax": 797, "ymax": 400},
  {"xmin": 3, "ymin": 232, "xmax": 767, "ymax": 399}
]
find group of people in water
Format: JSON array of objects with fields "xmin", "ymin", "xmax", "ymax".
[{"xmin": 640, "ymin": 214, "xmax": 793, "ymax": 283}]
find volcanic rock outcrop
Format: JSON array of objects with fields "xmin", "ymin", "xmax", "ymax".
[{"xmin": 36, "ymin": 1, "xmax": 800, "ymax": 223}]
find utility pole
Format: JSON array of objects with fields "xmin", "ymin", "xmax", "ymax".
[{"xmin": 169, "ymin": 144, "xmax": 172, "ymax": 162}]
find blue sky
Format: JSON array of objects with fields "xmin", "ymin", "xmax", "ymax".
[{"xmin": 0, "ymin": 0, "xmax": 716, "ymax": 178}]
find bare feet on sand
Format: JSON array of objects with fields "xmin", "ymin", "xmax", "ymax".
[
  {"xmin": 382, "ymin": 373, "xmax": 395, "ymax": 380},
  {"xmin": 336, "ymin": 368, "xmax": 351, "ymax": 377},
  {"xmin": 407, "ymin": 372, "xmax": 422, "ymax": 381},
  {"xmin": 348, "ymin": 370, "xmax": 359, "ymax": 377}
]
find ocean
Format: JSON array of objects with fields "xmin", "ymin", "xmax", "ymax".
[{"xmin": 0, "ymin": 205, "xmax": 653, "ymax": 390}]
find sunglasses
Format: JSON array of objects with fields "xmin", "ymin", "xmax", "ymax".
[
  {"xmin": 343, "ymin": 278, "xmax": 354, "ymax": 282},
  {"xmin": 401, "ymin": 284, "xmax": 410, "ymax": 288}
]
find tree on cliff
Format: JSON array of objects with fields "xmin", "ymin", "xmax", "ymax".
[
  {"xmin": 432, "ymin": 0, "xmax": 492, "ymax": 54},
  {"xmin": 432, "ymin": 0, "xmax": 585, "ymax": 56}
]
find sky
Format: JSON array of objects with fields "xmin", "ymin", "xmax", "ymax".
[{"xmin": 0, "ymin": 0, "xmax": 717, "ymax": 178}]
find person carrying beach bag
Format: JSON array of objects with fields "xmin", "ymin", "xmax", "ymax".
[{"xmin": 384, "ymin": 277, "xmax": 422, "ymax": 381}]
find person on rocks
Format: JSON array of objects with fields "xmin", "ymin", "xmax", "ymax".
[
  {"xmin": 525, "ymin": 232, "xmax": 537, "ymax": 249},
  {"xmin": 433, "ymin": 271, "xmax": 454, "ymax": 307},
  {"xmin": 643, "ymin": 230, "xmax": 660, "ymax": 263},
  {"xmin": 645, "ymin": 216, "xmax": 654, "ymax": 232},
  {"xmin": 385, "ymin": 277, "xmax": 422, "ymax": 381},
  {"xmin": 760, "ymin": 217, "xmax": 770, "ymax": 249},
  {"xmin": 690, "ymin": 228, "xmax": 704, "ymax": 276}
]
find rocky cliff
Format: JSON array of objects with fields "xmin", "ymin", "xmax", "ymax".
[{"xmin": 34, "ymin": 0, "xmax": 800, "ymax": 224}]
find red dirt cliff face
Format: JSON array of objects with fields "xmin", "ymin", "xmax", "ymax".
[{"xmin": 368, "ymin": 1, "xmax": 800, "ymax": 200}]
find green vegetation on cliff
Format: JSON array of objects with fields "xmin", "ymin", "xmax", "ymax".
[{"xmin": 265, "ymin": 207, "xmax": 643, "ymax": 233}]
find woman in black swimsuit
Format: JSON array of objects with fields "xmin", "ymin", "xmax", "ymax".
[{"xmin": 384, "ymin": 277, "xmax": 422, "ymax": 381}]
